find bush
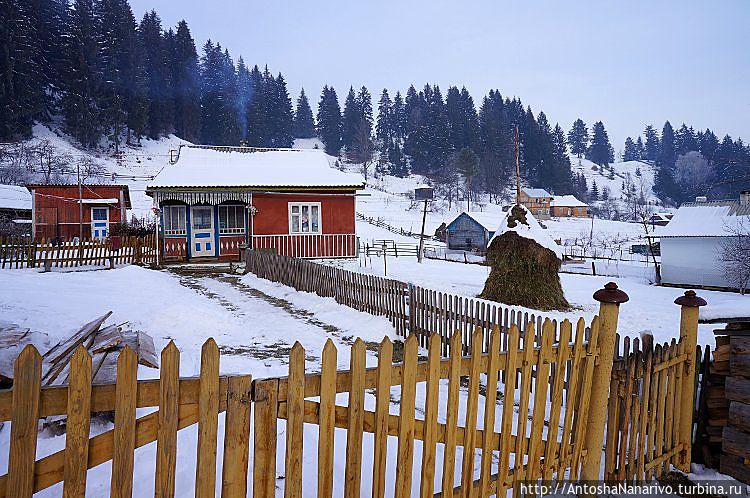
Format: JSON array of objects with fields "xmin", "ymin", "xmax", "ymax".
[{"xmin": 110, "ymin": 217, "xmax": 156, "ymax": 237}]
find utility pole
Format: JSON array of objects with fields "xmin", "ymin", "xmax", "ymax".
[
  {"xmin": 515, "ymin": 126, "xmax": 521, "ymax": 205},
  {"xmin": 418, "ymin": 198, "xmax": 428, "ymax": 263}
]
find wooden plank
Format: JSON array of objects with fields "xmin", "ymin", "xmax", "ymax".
[
  {"xmin": 371, "ymin": 338, "xmax": 391, "ymax": 498},
  {"xmin": 62, "ymin": 347, "xmax": 92, "ymax": 498},
  {"xmin": 636, "ymin": 348, "xmax": 653, "ymax": 482},
  {"xmin": 478, "ymin": 326, "xmax": 501, "ymax": 497},
  {"xmin": 285, "ymin": 342, "xmax": 305, "ymax": 498},
  {"xmin": 419, "ymin": 334, "xmax": 441, "ymax": 498},
  {"xmin": 544, "ymin": 320, "xmax": 571, "ymax": 481},
  {"xmin": 730, "ymin": 336, "xmax": 750, "ymax": 378},
  {"xmin": 318, "ymin": 340, "xmax": 337, "ymax": 498},
  {"xmin": 513, "ymin": 321, "xmax": 536, "ymax": 488},
  {"xmin": 6, "ymin": 345, "xmax": 42, "ymax": 498},
  {"xmin": 646, "ymin": 344, "xmax": 662, "ymax": 482},
  {"xmin": 220, "ymin": 375, "xmax": 253, "ymax": 498},
  {"xmin": 89, "ymin": 325, "xmax": 124, "ymax": 354},
  {"xmin": 253, "ymin": 379, "xmax": 279, "ymax": 498},
  {"xmin": 526, "ymin": 320, "xmax": 554, "ymax": 480},
  {"xmin": 110, "ymin": 346, "xmax": 138, "ymax": 498},
  {"xmin": 345, "ymin": 339, "xmax": 366, "ymax": 497},
  {"xmin": 155, "ymin": 341, "xmax": 180, "ymax": 498},
  {"xmin": 196, "ymin": 339, "xmax": 220, "ymax": 498},
  {"xmin": 497, "ymin": 325, "xmax": 519, "ymax": 497},
  {"xmin": 570, "ymin": 316, "xmax": 600, "ymax": 479},
  {"xmin": 461, "ymin": 328, "xmax": 483, "ymax": 498},
  {"xmin": 394, "ymin": 334, "xmax": 418, "ymax": 498},
  {"xmin": 441, "ymin": 332, "xmax": 462, "ymax": 498}
]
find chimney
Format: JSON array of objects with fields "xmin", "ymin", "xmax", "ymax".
[
  {"xmin": 695, "ymin": 196, "xmax": 707, "ymax": 203},
  {"xmin": 741, "ymin": 190, "xmax": 750, "ymax": 206}
]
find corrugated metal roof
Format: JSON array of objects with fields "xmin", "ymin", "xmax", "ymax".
[{"xmin": 654, "ymin": 199, "xmax": 750, "ymax": 237}]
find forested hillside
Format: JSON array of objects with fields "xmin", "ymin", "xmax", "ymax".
[{"xmin": 2, "ymin": 0, "xmax": 748, "ymax": 212}]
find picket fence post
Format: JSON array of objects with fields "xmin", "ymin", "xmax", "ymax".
[
  {"xmin": 674, "ymin": 289, "xmax": 706, "ymax": 472},
  {"xmin": 581, "ymin": 282, "xmax": 629, "ymax": 483}
]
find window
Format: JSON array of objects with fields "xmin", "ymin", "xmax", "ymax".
[
  {"xmin": 218, "ymin": 205, "xmax": 246, "ymax": 234},
  {"xmin": 192, "ymin": 207, "xmax": 212, "ymax": 230},
  {"xmin": 289, "ymin": 202, "xmax": 321, "ymax": 234},
  {"xmin": 92, "ymin": 207, "xmax": 108, "ymax": 221},
  {"xmin": 163, "ymin": 205, "xmax": 187, "ymax": 235}
]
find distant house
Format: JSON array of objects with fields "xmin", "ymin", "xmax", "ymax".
[
  {"xmin": 655, "ymin": 192, "xmax": 750, "ymax": 290},
  {"xmin": 551, "ymin": 195, "xmax": 589, "ymax": 218},
  {"xmin": 445, "ymin": 211, "xmax": 500, "ymax": 252},
  {"xmin": 146, "ymin": 145, "xmax": 364, "ymax": 261},
  {"xmin": 27, "ymin": 184, "xmax": 131, "ymax": 240},
  {"xmin": 519, "ymin": 188, "xmax": 553, "ymax": 219},
  {"xmin": 0, "ymin": 185, "xmax": 32, "ymax": 233},
  {"xmin": 647, "ymin": 212, "xmax": 674, "ymax": 227}
]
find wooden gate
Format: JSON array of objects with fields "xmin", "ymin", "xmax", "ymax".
[{"xmin": 253, "ymin": 317, "xmax": 604, "ymax": 497}]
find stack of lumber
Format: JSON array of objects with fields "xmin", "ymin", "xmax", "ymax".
[
  {"xmin": 0, "ymin": 312, "xmax": 157, "ymax": 389},
  {"xmin": 716, "ymin": 322, "xmax": 750, "ymax": 483}
]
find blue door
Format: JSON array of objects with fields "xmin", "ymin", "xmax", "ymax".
[
  {"xmin": 91, "ymin": 207, "xmax": 109, "ymax": 239},
  {"xmin": 190, "ymin": 206, "xmax": 215, "ymax": 257}
]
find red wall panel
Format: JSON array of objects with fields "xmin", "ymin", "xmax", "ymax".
[{"xmin": 251, "ymin": 192, "xmax": 355, "ymax": 235}]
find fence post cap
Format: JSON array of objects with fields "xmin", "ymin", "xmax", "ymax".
[
  {"xmin": 593, "ymin": 281, "xmax": 629, "ymax": 304},
  {"xmin": 674, "ymin": 290, "xmax": 707, "ymax": 308}
]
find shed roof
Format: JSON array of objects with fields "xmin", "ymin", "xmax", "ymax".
[
  {"xmin": 654, "ymin": 200, "xmax": 750, "ymax": 238},
  {"xmin": 447, "ymin": 211, "xmax": 501, "ymax": 232},
  {"xmin": 26, "ymin": 184, "xmax": 132, "ymax": 209},
  {"xmin": 0, "ymin": 184, "xmax": 32, "ymax": 211},
  {"xmin": 148, "ymin": 146, "xmax": 364, "ymax": 190},
  {"xmin": 521, "ymin": 187, "xmax": 552, "ymax": 198},
  {"xmin": 551, "ymin": 195, "xmax": 587, "ymax": 208}
]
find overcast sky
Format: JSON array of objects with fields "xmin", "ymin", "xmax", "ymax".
[{"xmin": 129, "ymin": 0, "xmax": 750, "ymax": 151}]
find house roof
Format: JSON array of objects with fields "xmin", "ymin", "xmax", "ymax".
[
  {"xmin": 447, "ymin": 211, "xmax": 501, "ymax": 232},
  {"xmin": 25, "ymin": 184, "xmax": 132, "ymax": 209},
  {"xmin": 0, "ymin": 184, "xmax": 32, "ymax": 211},
  {"xmin": 654, "ymin": 200, "xmax": 750, "ymax": 238},
  {"xmin": 521, "ymin": 187, "xmax": 552, "ymax": 198},
  {"xmin": 551, "ymin": 195, "xmax": 587, "ymax": 208},
  {"xmin": 148, "ymin": 145, "xmax": 365, "ymax": 190}
]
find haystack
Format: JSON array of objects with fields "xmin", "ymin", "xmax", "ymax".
[{"xmin": 480, "ymin": 204, "xmax": 570, "ymax": 310}]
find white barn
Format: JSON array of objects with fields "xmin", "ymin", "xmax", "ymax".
[{"xmin": 655, "ymin": 192, "xmax": 750, "ymax": 290}]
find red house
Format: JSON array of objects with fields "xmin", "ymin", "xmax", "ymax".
[
  {"xmin": 27, "ymin": 184, "xmax": 131, "ymax": 240},
  {"xmin": 146, "ymin": 145, "xmax": 364, "ymax": 261}
]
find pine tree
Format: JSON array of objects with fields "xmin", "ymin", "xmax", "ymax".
[
  {"xmin": 590, "ymin": 179, "xmax": 599, "ymax": 200},
  {"xmin": 341, "ymin": 87, "xmax": 359, "ymax": 152},
  {"xmin": 171, "ymin": 20, "xmax": 201, "ymax": 142},
  {"xmin": 139, "ymin": 10, "xmax": 169, "ymax": 139},
  {"xmin": 392, "ymin": 91, "xmax": 406, "ymax": 141},
  {"xmin": 643, "ymin": 125, "xmax": 660, "ymax": 162},
  {"xmin": 551, "ymin": 123, "xmax": 573, "ymax": 193},
  {"xmin": 623, "ymin": 137, "xmax": 639, "ymax": 161},
  {"xmin": 269, "ymin": 72, "xmax": 293, "ymax": 147},
  {"xmin": 376, "ymin": 88, "xmax": 393, "ymax": 149},
  {"xmin": 246, "ymin": 65, "xmax": 268, "ymax": 146},
  {"xmin": 61, "ymin": 0, "xmax": 102, "ymax": 147},
  {"xmin": 218, "ymin": 49, "xmax": 240, "ymax": 145},
  {"xmin": 675, "ymin": 124, "xmax": 698, "ymax": 155},
  {"xmin": 316, "ymin": 85, "xmax": 342, "ymax": 156},
  {"xmin": 699, "ymin": 129, "xmax": 719, "ymax": 163},
  {"xmin": 654, "ymin": 121, "xmax": 678, "ymax": 202},
  {"xmin": 635, "ymin": 136, "xmax": 645, "ymax": 160},
  {"xmin": 199, "ymin": 40, "xmax": 223, "ymax": 144},
  {"xmin": 292, "ymin": 88, "xmax": 315, "ymax": 139},
  {"xmin": 567, "ymin": 119, "xmax": 588, "ymax": 158},
  {"xmin": 586, "ymin": 121, "xmax": 614, "ymax": 167},
  {"xmin": 477, "ymin": 90, "xmax": 514, "ymax": 199}
]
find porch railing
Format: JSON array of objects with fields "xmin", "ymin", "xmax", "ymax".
[{"xmin": 251, "ymin": 233, "xmax": 357, "ymax": 258}]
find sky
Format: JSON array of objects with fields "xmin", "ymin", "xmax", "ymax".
[{"xmin": 129, "ymin": 0, "xmax": 750, "ymax": 152}]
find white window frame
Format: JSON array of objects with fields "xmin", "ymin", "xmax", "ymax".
[
  {"xmin": 288, "ymin": 202, "xmax": 322, "ymax": 234},
  {"xmin": 163, "ymin": 205, "xmax": 187, "ymax": 236},
  {"xmin": 218, "ymin": 204, "xmax": 246, "ymax": 234}
]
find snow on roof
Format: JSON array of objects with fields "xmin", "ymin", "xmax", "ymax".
[
  {"xmin": 654, "ymin": 200, "xmax": 750, "ymax": 238},
  {"xmin": 521, "ymin": 187, "xmax": 552, "ymax": 198},
  {"xmin": 0, "ymin": 185, "xmax": 32, "ymax": 211},
  {"xmin": 148, "ymin": 146, "xmax": 364, "ymax": 189},
  {"xmin": 551, "ymin": 195, "xmax": 587, "ymax": 208},
  {"xmin": 488, "ymin": 204, "xmax": 563, "ymax": 258},
  {"xmin": 79, "ymin": 198, "xmax": 119, "ymax": 204}
]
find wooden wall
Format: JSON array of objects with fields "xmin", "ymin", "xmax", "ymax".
[{"xmin": 252, "ymin": 192, "xmax": 356, "ymax": 235}]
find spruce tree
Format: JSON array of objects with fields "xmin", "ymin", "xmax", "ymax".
[
  {"xmin": 341, "ymin": 87, "xmax": 359, "ymax": 152},
  {"xmin": 643, "ymin": 125, "xmax": 660, "ymax": 162},
  {"xmin": 218, "ymin": 49, "xmax": 240, "ymax": 145},
  {"xmin": 139, "ymin": 10, "xmax": 169, "ymax": 139},
  {"xmin": 269, "ymin": 72, "xmax": 293, "ymax": 147},
  {"xmin": 292, "ymin": 88, "xmax": 315, "ymax": 139},
  {"xmin": 199, "ymin": 40, "xmax": 223, "ymax": 144},
  {"xmin": 654, "ymin": 121, "xmax": 678, "ymax": 202},
  {"xmin": 246, "ymin": 65, "xmax": 268, "ymax": 146},
  {"xmin": 586, "ymin": 121, "xmax": 614, "ymax": 167},
  {"xmin": 699, "ymin": 129, "xmax": 719, "ymax": 163},
  {"xmin": 376, "ymin": 88, "xmax": 393, "ymax": 151},
  {"xmin": 567, "ymin": 119, "xmax": 588, "ymax": 158},
  {"xmin": 316, "ymin": 85, "xmax": 342, "ymax": 156},
  {"xmin": 623, "ymin": 137, "xmax": 639, "ymax": 161},
  {"xmin": 551, "ymin": 123, "xmax": 573, "ymax": 193},
  {"xmin": 172, "ymin": 20, "xmax": 201, "ymax": 142},
  {"xmin": 392, "ymin": 91, "xmax": 406, "ymax": 140},
  {"xmin": 635, "ymin": 136, "xmax": 645, "ymax": 160}
]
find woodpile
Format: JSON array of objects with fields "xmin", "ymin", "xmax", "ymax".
[
  {"xmin": 0, "ymin": 312, "xmax": 157, "ymax": 389},
  {"xmin": 705, "ymin": 321, "xmax": 750, "ymax": 483}
]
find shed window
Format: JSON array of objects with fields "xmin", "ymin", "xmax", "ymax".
[
  {"xmin": 289, "ymin": 202, "xmax": 321, "ymax": 234},
  {"xmin": 219, "ymin": 205, "xmax": 245, "ymax": 234},
  {"xmin": 163, "ymin": 205, "xmax": 187, "ymax": 235}
]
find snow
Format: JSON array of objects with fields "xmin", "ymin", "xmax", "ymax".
[
  {"xmin": 521, "ymin": 187, "xmax": 552, "ymax": 198},
  {"xmin": 148, "ymin": 146, "xmax": 364, "ymax": 189},
  {"xmin": 655, "ymin": 201, "xmax": 750, "ymax": 238},
  {"xmin": 453, "ymin": 211, "xmax": 504, "ymax": 231},
  {"xmin": 0, "ymin": 184, "xmax": 31, "ymax": 211},
  {"xmin": 487, "ymin": 205, "xmax": 563, "ymax": 258},
  {"xmin": 551, "ymin": 194, "xmax": 587, "ymax": 207},
  {"xmin": 78, "ymin": 198, "xmax": 119, "ymax": 204}
]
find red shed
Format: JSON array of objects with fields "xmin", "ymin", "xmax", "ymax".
[
  {"xmin": 146, "ymin": 145, "xmax": 364, "ymax": 261},
  {"xmin": 27, "ymin": 184, "xmax": 131, "ymax": 240}
]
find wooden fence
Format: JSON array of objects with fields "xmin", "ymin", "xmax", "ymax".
[
  {"xmin": 245, "ymin": 249, "xmax": 553, "ymax": 353},
  {"xmin": 0, "ymin": 235, "xmax": 157, "ymax": 269}
]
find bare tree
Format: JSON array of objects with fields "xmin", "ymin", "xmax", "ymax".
[
  {"xmin": 675, "ymin": 151, "xmax": 713, "ymax": 196},
  {"xmin": 720, "ymin": 219, "xmax": 750, "ymax": 294},
  {"xmin": 350, "ymin": 120, "xmax": 374, "ymax": 182}
]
